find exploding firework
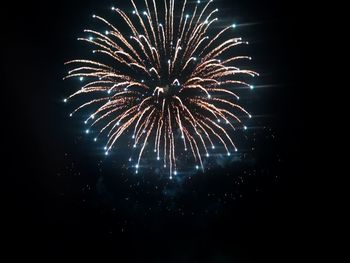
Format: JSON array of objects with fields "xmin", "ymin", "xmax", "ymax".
[{"xmin": 64, "ymin": 0, "xmax": 258, "ymax": 178}]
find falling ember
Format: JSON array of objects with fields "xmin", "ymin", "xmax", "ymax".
[{"xmin": 64, "ymin": 0, "xmax": 258, "ymax": 177}]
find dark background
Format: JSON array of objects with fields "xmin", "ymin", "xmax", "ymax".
[{"xmin": 4, "ymin": 0, "xmax": 311, "ymax": 261}]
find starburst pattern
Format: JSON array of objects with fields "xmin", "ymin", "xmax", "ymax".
[{"xmin": 64, "ymin": 0, "xmax": 258, "ymax": 178}]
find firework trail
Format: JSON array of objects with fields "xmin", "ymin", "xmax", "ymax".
[{"xmin": 64, "ymin": 0, "xmax": 258, "ymax": 179}]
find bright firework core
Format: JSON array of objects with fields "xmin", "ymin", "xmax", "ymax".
[
  {"xmin": 64, "ymin": 0, "xmax": 258, "ymax": 178},
  {"xmin": 158, "ymin": 84, "xmax": 171, "ymax": 96},
  {"xmin": 158, "ymin": 84, "xmax": 178, "ymax": 97}
]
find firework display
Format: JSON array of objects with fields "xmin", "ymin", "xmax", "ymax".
[{"xmin": 64, "ymin": 0, "xmax": 258, "ymax": 178}]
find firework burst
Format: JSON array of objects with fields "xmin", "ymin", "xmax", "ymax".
[{"xmin": 64, "ymin": 0, "xmax": 258, "ymax": 178}]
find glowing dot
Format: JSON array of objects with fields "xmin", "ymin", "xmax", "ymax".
[
  {"xmin": 250, "ymin": 85, "xmax": 254, "ymax": 90},
  {"xmin": 196, "ymin": 165, "xmax": 199, "ymax": 170},
  {"xmin": 94, "ymin": 138, "xmax": 97, "ymax": 142},
  {"xmin": 232, "ymin": 24, "xmax": 237, "ymax": 28},
  {"xmin": 133, "ymin": 144, "xmax": 137, "ymax": 148},
  {"xmin": 132, "ymin": 135, "xmax": 135, "ymax": 139},
  {"xmin": 104, "ymin": 146, "xmax": 107, "ymax": 150},
  {"xmin": 174, "ymin": 171, "xmax": 177, "ymax": 176},
  {"xmin": 92, "ymin": 14, "xmax": 96, "ymax": 18},
  {"xmin": 91, "ymin": 115, "xmax": 95, "ymax": 119},
  {"xmin": 135, "ymin": 164, "xmax": 139, "ymax": 169},
  {"xmin": 159, "ymin": 23, "xmax": 163, "ymax": 27},
  {"xmin": 235, "ymin": 148, "xmax": 238, "ymax": 152},
  {"xmin": 215, "ymin": 8, "xmax": 219, "ymax": 11},
  {"xmin": 85, "ymin": 129, "xmax": 90, "ymax": 134},
  {"xmin": 69, "ymin": 114, "xmax": 73, "ymax": 117},
  {"xmin": 136, "ymin": 170, "xmax": 138, "ymax": 174},
  {"xmin": 84, "ymin": 121, "xmax": 87, "ymax": 124},
  {"xmin": 89, "ymin": 36, "xmax": 93, "ymax": 41},
  {"xmin": 168, "ymin": 60, "xmax": 171, "ymax": 64},
  {"xmin": 141, "ymin": 79, "xmax": 145, "ymax": 83},
  {"xmin": 249, "ymin": 114, "xmax": 252, "ymax": 119},
  {"xmin": 108, "ymin": 90, "xmax": 111, "ymax": 94},
  {"xmin": 129, "ymin": 158, "xmax": 132, "ymax": 162},
  {"xmin": 132, "ymin": 10, "xmax": 136, "ymax": 14},
  {"xmin": 244, "ymin": 126, "xmax": 248, "ymax": 130},
  {"xmin": 63, "ymin": 99, "xmax": 67, "ymax": 103},
  {"xmin": 164, "ymin": 165, "xmax": 166, "ymax": 168},
  {"xmin": 217, "ymin": 119, "xmax": 221, "ymax": 123},
  {"xmin": 111, "ymin": 7, "xmax": 115, "ymax": 10},
  {"xmin": 226, "ymin": 120, "xmax": 229, "ymax": 124},
  {"xmin": 169, "ymin": 176, "xmax": 173, "ymax": 180},
  {"xmin": 237, "ymin": 96, "xmax": 240, "ymax": 100},
  {"xmin": 208, "ymin": 94, "xmax": 211, "ymax": 98},
  {"xmin": 197, "ymin": 0, "xmax": 201, "ymax": 3},
  {"xmin": 154, "ymin": 149, "xmax": 157, "ymax": 152},
  {"xmin": 212, "ymin": 145, "xmax": 215, "ymax": 149},
  {"xmin": 79, "ymin": 77, "xmax": 84, "ymax": 81},
  {"xmin": 105, "ymin": 151, "xmax": 109, "ymax": 156},
  {"xmin": 105, "ymin": 30, "xmax": 109, "ymax": 35},
  {"xmin": 206, "ymin": 153, "xmax": 210, "ymax": 157},
  {"xmin": 227, "ymin": 152, "xmax": 231, "ymax": 156},
  {"xmin": 157, "ymin": 156, "xmax": 160, "ymax": 160},
  {"xmin": 143, "ymin": 11, "xmax": 147, "ymax": 15}
]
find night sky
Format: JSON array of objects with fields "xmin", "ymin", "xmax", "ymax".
[{"xmin": 4, "ymin": 0, "xmax": 309, "ymax": 261}]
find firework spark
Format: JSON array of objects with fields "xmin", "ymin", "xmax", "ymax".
[{"xmin": 64, "ymin": 0, "xmax": 258, "ymax": 178}]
